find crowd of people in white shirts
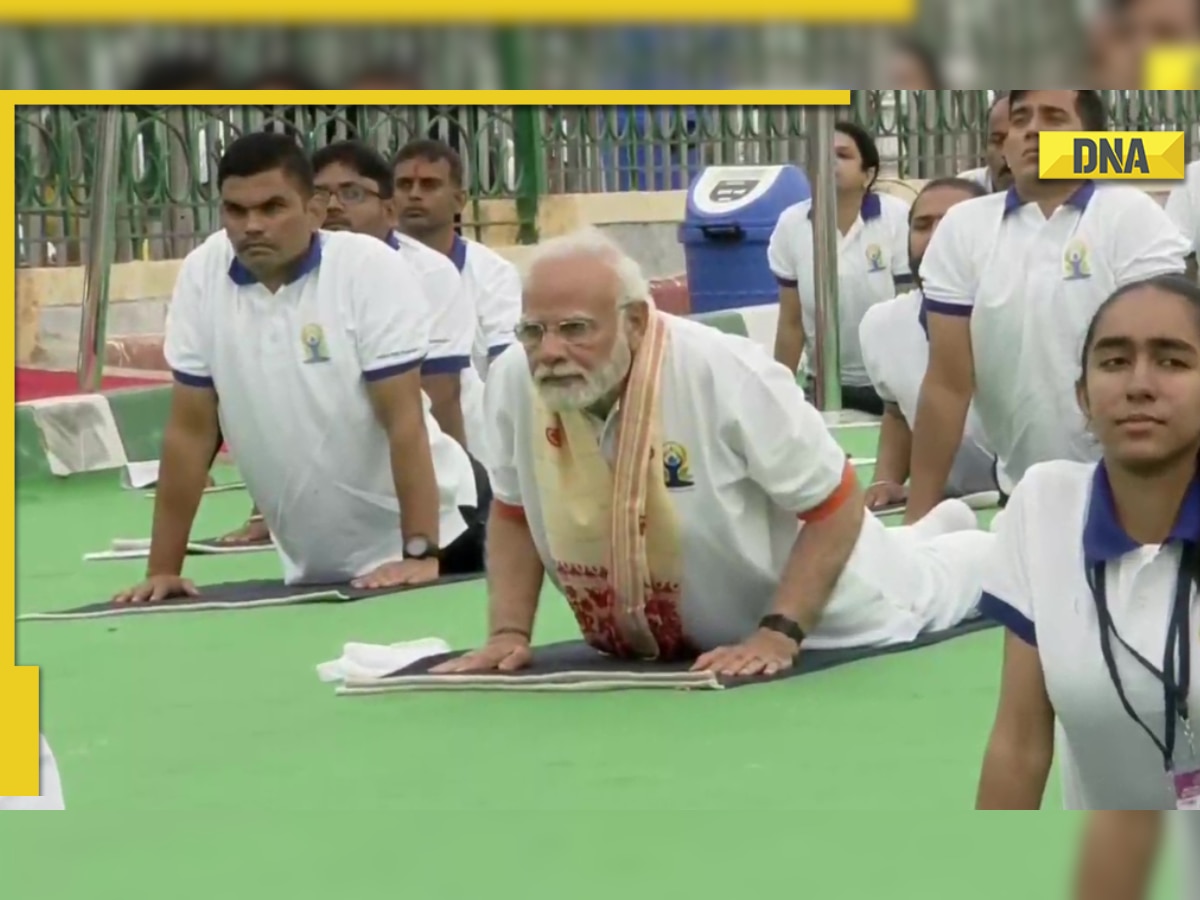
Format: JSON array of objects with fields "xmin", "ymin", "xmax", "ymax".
[{"xmin": 12, "ymin": 91, "xmax": 1200, "ymax": 896}]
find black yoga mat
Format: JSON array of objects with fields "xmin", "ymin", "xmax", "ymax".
[
  {"xmin": 19, "ymin": 572, "xmax": 485, "ymax": 621},
  {"xmin": 375, "ymin": 615, "xmax": 1000, "ymax": 690}
]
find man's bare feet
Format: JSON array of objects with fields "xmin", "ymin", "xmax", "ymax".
[{"xmin": 215, "ymin": 516, "xmax": 271, "ymax": 546}]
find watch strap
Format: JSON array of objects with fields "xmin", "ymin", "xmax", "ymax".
[{"xmin": 758, "ymin": 614, "xmax": 806, "ymax": 652}]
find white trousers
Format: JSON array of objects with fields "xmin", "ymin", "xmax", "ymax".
[{"xmin": 0, "ymin": 735, "xmax": 65, "ymax": 810}]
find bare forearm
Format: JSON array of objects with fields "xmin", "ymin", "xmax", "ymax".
[
  {"xmin": 1075, "ymin": 812, "xmax": 1163, "ymax": 900},
  {"xmin": 147, "ymin": 425, "xmax": 216, "ymax": 576},
  {"xmin": 390, "ymin": 428, "xmax": 440, "ymax": 543},
  {"xmin": 774, "ymin": 319, "xmax": 806, "ymax": 374},
  {"xmin": 771, "ymin": 500, "xmax": 864, "ymax": 632},
  {"xmin": 975, "ymin": 742, "xmax": 1052, "ymax": 809},
  {"xmin": 485, "ymin": 510, "xmax": 545, "ymax": 634},
  {"xmin": 874, "ymin": 405, "xmax": 912, "ymax": 485},
  {"xmin": 907, "ymin": 379, "xmax": 971, "ymax": 519},
  {"xmin": 423, "ymin": 375, "xmax": 468, "ymax": 448}
]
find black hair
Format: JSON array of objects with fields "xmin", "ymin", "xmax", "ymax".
[
  {"xmin": 908, "ymin": 177, "xmax": 988, "ymax": 223},
  {"xmin": 311, "ymin": 140, "xmax": 394, "ymax": 199},
  {"xmin": 392, "ymin": 138, "xmax": 465, "ymax": 187},
  {"xmin": 1009, "ymin": 89, "xmax": 1107, "ymax": 131},
  {"xmin": 217, "ymin": 131, "xmax": 315, "ymax": 195},
  {"xmin": 128, "ymin": 57, "xmax": 223, "ymax": 91},
  {"xmin": 1081, "ymin": 274, "xmax": 1200, "ymax": 583},
  {"xmin": 891, "ymin": 34, "xmax": 943, "ymax": 89},
  {"xmin": 834, "ymin": 121, "xmax": 882, "ymax": 191}
]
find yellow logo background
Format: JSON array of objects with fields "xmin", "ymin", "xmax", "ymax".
[{"xmin": 1038, "ymin": 131, "xmax": 1185, "ymax": 181}]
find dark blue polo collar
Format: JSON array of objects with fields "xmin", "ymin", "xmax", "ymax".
[
  {"xmin": 449, "ymin": 234, "xmax": 468, "ymax": 272},
  {"xmin": 385, "ymin": 230, "xmax": 402, "ymax": 250},
  {"xmin": 808, "ymin": 191, "xmax": 882, "ymax": 222},
  {"xmin": 1003, "ymin": 181, "xmax": 1095, "ymax": 218},
  {"xmin": 1082, "ymin": 461, "xmax": 1200, "ymax": 565},
  {"xmin": 228, "ymin": 234, "xmax": 322, "ymax": 286}
]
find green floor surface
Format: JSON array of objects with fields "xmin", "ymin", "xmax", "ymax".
[{"xmin": 5, "ymin": 439, "xmax": 1179, "ymax": 898}]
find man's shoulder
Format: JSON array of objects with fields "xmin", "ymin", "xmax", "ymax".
[
  {"xmin": 487, "ymin": 342, "xmax": 532, "ymax": 389},
  {"xmin": 665, "ymin": 313, "xmax": 781, "ymax": 382},
  {"xmin": 859, "ymin": 289, "xmax": 920, "ymax": 338},
  {"xmin": 1012, "ymin": 459, "xmax": 1095, "ymax": 519},
  {"xmin": 463, "ymin": 238, "xmax": 518, "ymax": 274},
  {"xmin": 183, "ymin": 230, "xmax": 235, "ymax": 277},
  {"xmin": 1088, "ymin": 184, "xmax": 1166, "ymax": 217},
  {"xmin": 320, "ymin": 229, "xmax": 398, "ymax": 266},
  {"xmin": 876, "ymin": 191, "xmax": 912, "ymax": 219},
  {"xmin": 391, "ymin": 231, "xmax": 459, "ymax": 277}
]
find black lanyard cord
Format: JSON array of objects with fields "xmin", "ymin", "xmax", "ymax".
[{"xmin": 1087, "ymin": 542, "xmax": 1196, "ymax": 771}]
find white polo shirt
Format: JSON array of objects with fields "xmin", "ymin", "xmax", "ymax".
[
  {"xmin": 485, "ymin": 314, "xmax": 986, "ymax": 652},
  {"xmin": 979, "ymin": 459, "xmax": 1200, "ymax": 810},
  {"xmin": 768, "ymin": 191, "xmax": 912, "ymax": 386},
  {"xmin": 1164, "ymin": 160, "xmax": 1200, "ymax": 254},
  {"xmin": 165, "ymin": 229, "xmax": 477, "ymax": 585},
  {"xmin": 448, "ymin": 235, "xmax": 521, "ymax": 460},
  {"xmin": 858, "ymin": 289, "xmax": 997, "ymax": 496},
  {"xmin": 920, "ymin": 183, "xmax": 1190, "ymax": 488},
  {"xmin": 385, "ymin": 230, "xmax": 474, "ymax": 377}
]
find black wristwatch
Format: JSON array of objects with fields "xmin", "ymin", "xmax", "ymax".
[
  {"xmin": 758, "ymin": 614, "xmax": 806, "ymax": 653},
  {"xmin": 403, "ymin": 536, "xmax": 439, "ymax": 560}
]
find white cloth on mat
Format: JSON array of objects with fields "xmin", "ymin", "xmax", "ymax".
[{"xmin": 317, "ymin": 638, "xmax": 452, "ymax": 684}]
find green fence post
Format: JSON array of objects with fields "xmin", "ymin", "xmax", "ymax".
[{"xmin": 497, "ymin": 28, "xmax": 543, "ymax": 244}]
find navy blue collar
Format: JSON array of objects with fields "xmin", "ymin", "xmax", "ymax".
[
  {"xmin": 448, "ymin": 234, "xmax": 468, "ymax": 272},
  {"xmin": 916, "ymin": 289, "xmax": 929, "ymax": 339},
  {"xmin": 1003, "ymin": 181, "xmax": 1095, "ymax": 218},
  {"xmin": 228, "ymin": 234, "xmax": 322, "ymax": 286},
  {"xmin": 385, "ymin": 229, "xmax": 402, "ymax": 250},
  {"xmin": 808, "ymin": 191, "xmax": 882, "ymax": 222},
  {"xmin": 1082, "ymin": 461, "xmax": 1200, "ymax": 565}
]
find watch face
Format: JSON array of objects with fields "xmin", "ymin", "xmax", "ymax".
[{"xmin": 404, "ymin": 537, "xmax": 431, "ymax": 558}]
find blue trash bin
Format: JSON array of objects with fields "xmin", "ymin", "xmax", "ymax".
[
  {"xmin": 613, "ymin": 106, "xmax": 699, "ymax": 191},
  {"xmin": 678, "ymin": 165, "xmax": 811, "ymax": 315}
]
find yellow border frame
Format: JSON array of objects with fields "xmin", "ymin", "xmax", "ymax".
[
  {"xmin": 2, "ymin": 89, "xmax": 848, "ymax": 796},
  {"xmin": 2, "ymin": 1, "xmax": 912, "ymax": 22}
]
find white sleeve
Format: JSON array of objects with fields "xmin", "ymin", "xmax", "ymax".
[
  {"xmin": 917, "ymin": 202, "xmax": 976, "ymax": 318},
  {"xmin": 478, "ymin": 257, "xmax": 521, "ymax": 361},
  {"xmin": 1164, "ymin": 178, "xmax": 1198, "ymax": 253},
  {"xmin": 350, "ymin": 243, "xmax": 430, "ymax": 381},
  {"xmin": 978, "ymin": 478, "xmax": 1037, "ymax": 647},
  {"xmin": 481, "ymin": 347, "xmax": 524, "ymax": 506},
  {"xmin": 857, "ymin": 308, "xmax": 896, "ymax": 404},
  {"xmin": 419, "ymin": 261, "xmax": 474, "ymax": 376},
  {"xmin": 718, "ymin": 346, "xmax": 853, "ymax": 518},
  {"xmin": 1110, "ymin": 190, "xmax": 1190, "ymax": 285},
  {"xmin": 163, "ymin": 251, "xmax": 214, "ymax": 388},
  {"xmin": 767, "ymin": 206, "xmax": 804, "ymax": 285}
]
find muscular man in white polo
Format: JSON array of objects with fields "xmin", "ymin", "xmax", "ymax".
[
  {"xmin": 435, "ymin": 229, "xmax": 994, "ymax": 677},
  {"xmin": 115, "ymin": 131, "xmax": 481, "ymax": 602}
]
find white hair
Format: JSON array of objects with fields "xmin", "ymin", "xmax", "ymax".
[{"xmin": 519, "ymin": 227, "xmax": 656, "ymax": 310}]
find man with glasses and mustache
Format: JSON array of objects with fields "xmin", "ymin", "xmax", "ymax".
[
  {"xmin": 432, "ymin": 228, "xmax": 994, "ymax": 677},
  {"xmin": 114, "ymin": 132, "xmax": 484, "ymax": 605},
  {"xmin": 216, "ymin": 140, "xmax": 482, "ymax": 549}
]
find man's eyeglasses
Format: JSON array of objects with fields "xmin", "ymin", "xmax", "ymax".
[
  {"xmin": 314, "ymin": 184, "xmax": 381, "ymax": 205},
  {"xmin": 514, "ymin": 317, "xmax": 601, "ymax": 348}
]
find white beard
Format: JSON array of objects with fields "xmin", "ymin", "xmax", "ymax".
[{"xmin": 534, "ymin": 330, "xmax": 632, "ymax": 413}]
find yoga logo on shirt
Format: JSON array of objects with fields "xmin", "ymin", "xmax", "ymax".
[
  {"xmin": 662, "ymin": 441, "xmax": 695, "ymax": 490},
  {"xmin": 1063, "ymin": 241, "xmax": 1092, "ymax": 281},
  {"xmin": 864, "ymin": 244, "xmax": 887, "ymax": 273},
  {"xmin": 300, "ymin": 323, "xmax": 331, "ymax": 364}
]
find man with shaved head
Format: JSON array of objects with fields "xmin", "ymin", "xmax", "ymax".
[{"xmin": 435, "ymin": 229, "xmax": 995, "ymax": 677}]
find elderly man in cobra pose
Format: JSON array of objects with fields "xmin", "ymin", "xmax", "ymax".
[{"xmin": 436, "ymin": 229, "xmax": 995, "ymax": 677}]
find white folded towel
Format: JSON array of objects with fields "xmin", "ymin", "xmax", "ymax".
[{"xmin": 316, "ymin": 638, "xmax": 453, "ymax": 684}]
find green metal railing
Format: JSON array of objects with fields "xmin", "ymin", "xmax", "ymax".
[{"xmin": 17, "ymin": 92, "xmax": 1200, "ymax": 266}]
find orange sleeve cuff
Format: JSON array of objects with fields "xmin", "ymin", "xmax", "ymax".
[
  {"xmin": 493, "ymin": 499, "xmax": 526, "ymax": 523},
  {"xmin": 798, "ymin": 462, "xmax": 857, "ymax": 524}
]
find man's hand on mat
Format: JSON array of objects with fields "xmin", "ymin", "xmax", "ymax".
[
  {"xmin": 215, "ymin": 517, "xmax": 271, "ymax": 546},
  {"xmin": 430, "ymin": 633, "xmax": 532, "ymax": 673},
  {"xmin": 113, "ymin": 574, "xmax": 199, "ymax": 605},
  {"xmin": 350, "ymin": 557, "xmax": 439, "ymax": 590},
  {"xmin": 864, "ymin": 480, "xmax": 906, "ymax": 511},
  {"xmin": 690, "ymin": 629, "xmax": 799, "ymax": 677}
]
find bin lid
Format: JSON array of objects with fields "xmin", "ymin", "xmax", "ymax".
[{"xmin": 684, "ymin": 165, "xmax": 810, "ymax": 226}]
